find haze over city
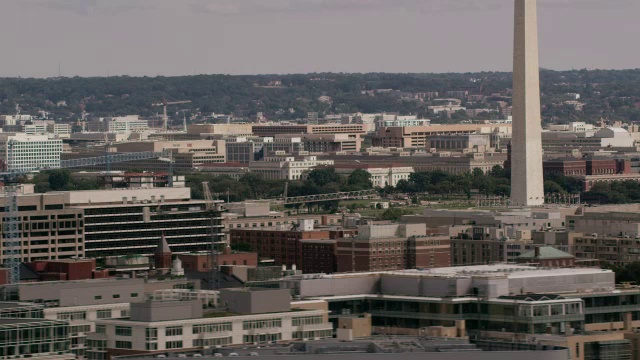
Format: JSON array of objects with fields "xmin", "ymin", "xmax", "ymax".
[
  {"xmin": 1, "ymin": 0, "xmax": 638, "ymax": 77},
  {"xmin": 2, "ymin": 1, "xmax": 640, "ymax": 360}
]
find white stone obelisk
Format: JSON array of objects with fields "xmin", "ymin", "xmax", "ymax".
[{"xmin": 510, "ymin": 0, "xmax": 544, "ymax": 207}]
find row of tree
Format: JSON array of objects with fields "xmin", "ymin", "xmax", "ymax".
[{"xmin": 23, "ymin": 166, "xmax": 640, "ymax": 207}]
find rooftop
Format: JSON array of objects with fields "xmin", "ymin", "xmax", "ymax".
[
  {"xmin": 288, "ymin": 264, "xmax": 611, "ymax": 281},
  {"xmin": 518, "ymin": 247, "xmax": 574, "ymax": 260}
]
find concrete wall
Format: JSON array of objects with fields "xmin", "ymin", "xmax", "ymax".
[
  {"xmin": 380, "ymin": 275, "xmax": 475, "ymax": 298},
  {"xmin": 18, "ymin": 278, "xmax": 148, "ymax": 306},
  {"xmin": 202, "ymin": 351, "xmax": 569, "ymax": 360},
  {"xmin": 294, "ymin": 275, "xmax": 380, "ymax": 297},
  {"xmin": 508, "ymin": 271, "xmax": 614, "ymax": 295},
  {"xmin": 17, "ymin": 278, "xmax": 195, "ymax": 307},
  {"xmin": 60, "ymin": 187, "xmax": 191, "ymax": 206},
  {"xmin": 220, "ymin": 288, "xmax": 290, "ymax": 314},
  {"xmin": 130, "ymin": 300, "xmax": 202, "ymax": 322}
]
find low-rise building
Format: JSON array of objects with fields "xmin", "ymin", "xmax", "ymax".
[
  {"xmin": 371, "ymin": 124, "xmax": 511, "ymax": 148},
  {"xmin": 252, "ymin": 124, "xmax": 365, "ymax": 137},
  {"xmin": 249, "ymin": 156, "xmax": 334, "ymax": 180},
  {"xmin": 336, "ymin": 223, "xmax": 450, "ymax": 272},
  {"xmin": 229, "ymin": 220, "xmax": 346, "ymax": 274},
  {"xmin": 88, "ymin": 116, "xmax": 149, "ymax": 133},
  {"xmin": 332, "ymin": 164, "xmax": 413, "ymax": 188},
  {"xmin": 87, "ymin": 293, "xmax": 332, "ymax": 359},
  {"xmin": 515, "ymin": 246, "xmax": 576, "ymax": 267},
  {"xmin": 278, "ymin": 264, "xmax": 640, "ymax": 360}
]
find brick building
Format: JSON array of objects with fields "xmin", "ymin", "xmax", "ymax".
[
  {"xmin": 543, "ymin": 158, "xmax": 587, "ymax": 176},
  {"xmin": 586, "ymin": 157, "xmax": 619, "ymax": 176},
  {"xmin": 336, "ymin": 223, "xmax": 450, "ymax": 272},
  {"xmin": 573, "ymin": 234, "xmax": 640, "ymax": 266},
  {"xmin": 178, "ymin": 248, "xmax": 259, "ymax": 272},
  {"xmin": 515, "ymin": 246, "xmax": 576, "ymax": 267},
  {"xmin": 229, "ymin": 220, "xmax": 353, "ymax": 274},
  {"xmin": 299, "ymin": 240, "xmax": 338, "ymax": 274},
  {"xmin": 24, "ymin": 259, "xmax": 109, "ymax": 281}
]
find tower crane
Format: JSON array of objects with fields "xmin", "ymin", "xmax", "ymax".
[
  {"xmin": 151, "ymin": 98, "xmax": 192, "ymax": 131},
  {"xmin": 78, "ymin": 102, "xmax": 87, "ymax": 132},
  {"xmin": 2, "ymin": 149, "xmax": 170, "ymax": 284}
]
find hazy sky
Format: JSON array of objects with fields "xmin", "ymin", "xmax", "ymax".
[{"xmin": 1, "ymin": 0, "xmax": 638, "ymax": 78}]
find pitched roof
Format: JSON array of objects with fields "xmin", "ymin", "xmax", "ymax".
[
  {"xmin": 156, "ymin": 234, "xmax": 172, "ymax": 254},
  {"xmin": 518, "ymin": 246, "xmax": 574, "ymax": 260}
]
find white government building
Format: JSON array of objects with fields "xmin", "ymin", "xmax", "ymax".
[{"xmin": 0, "ymin": 133, "xmax": 63, "ymax": 172}]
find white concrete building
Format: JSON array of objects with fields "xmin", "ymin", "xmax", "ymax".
[
  {"xmin": 380, "ymin": 118, "xmax": 431, "ymax": 127},
  {"xmin": 249, "ymin": 156, "xmax": 334, "ymax": 180},
  {"xmin": 87, "ymin": 299, "xmax": 332, "ymax": 358},
  {"xmin": 594, "ymin": 127, "xmax": 635, "ymax": 148},
  {"xmin": 44, "ymin": 303, "xmax": 131, "ymax": 358},
  {"xmin": 0, "ymin": 133, "xmax": 63, "ymax": 172},
  {"xmin": 88, "ymin": 115, "xmax": 149, "ymax": 133},
  {"xmin": 334, "ymin": 165, "xmax": 414, "ymax": 188}
]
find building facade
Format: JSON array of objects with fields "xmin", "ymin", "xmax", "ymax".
[{"xmin": 0, "ymin": 133, "xmax": 63, "ymax": 172}]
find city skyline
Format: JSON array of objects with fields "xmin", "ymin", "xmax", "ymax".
[{"xmin": 0, "ymin": 0, "xmax": 638, "ymax": 78}]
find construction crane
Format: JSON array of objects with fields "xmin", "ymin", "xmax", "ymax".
[
  {"xmin": 151, "ymin": 98, "xmax": 191, "ymax": 131},
  {"xmin": 2, "ymin": 149, "xmax": 168, "ymax": 284},
  {"xmin": 202, "ymin": 182, "xmax": 225, "ymax": 290},
  {"xmin": 77, "ymin": 102, "xmax": 87, "ymax": 132}
]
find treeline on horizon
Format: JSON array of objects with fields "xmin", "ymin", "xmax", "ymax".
[{"xmin": 1, "ymin": 69, "xmax": 640, "ymax": 124}]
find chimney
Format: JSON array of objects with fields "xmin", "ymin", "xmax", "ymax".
[{"xmin": 534, "ymin": 246, "xmax": 541, "ymax": 258}]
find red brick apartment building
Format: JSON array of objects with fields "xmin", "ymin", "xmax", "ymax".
[
  {"xmin": 336, "ymin": 223, "xmax": 450, "ymax": 272},
  {"xmin": 229, "ymin": 220, "xmax": 356, "ymax": 274}
]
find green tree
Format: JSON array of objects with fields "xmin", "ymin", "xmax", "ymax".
[
  {"xmin": 347, "ymin": 169, "xmax": 372, "ymax": 190},
  {"xmin": 307, "ymin": 168, "xmax": 342, "ymax": 188},
  {"xmin": 380, "ymin": 208, "xmax": 412, "ymax": 221},
  {"xmin": 48, "ymin": 169, "xmax": 71, "ymax": 191}
]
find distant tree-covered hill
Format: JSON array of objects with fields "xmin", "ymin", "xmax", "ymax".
[{"xmin": 1, "ymin": 69, "xmax": 639, "ymax": 124}]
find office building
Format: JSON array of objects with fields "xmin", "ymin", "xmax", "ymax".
[
  {"xmin": 110, "ymin": 338, "xmax": 571, "ymax": 360},
  {"xmin": 0, "ymin": 317, "xmax": 73, "ymax": 359},
  {"xmin": 0, "ymin": 133, "xmax": 63, "ymax": 172},
  {"xmin": 0, "ymin": 187, "xmax": 223, "ymax": 261},
  {"xmin": 371, "ymin": 124, "xmax": 511, "ymax": 149},
  {"xmin": 87, "ymin": 116, "xmax": 149, "ymax": 133},
  {"xmin": 186, "ymin": 124, "xmax": 254, "ymax": 136},
  {"xmin": 332, "ymin": 164, "xmax": 413, "ymax": 188},
  {"xmin": 321, "ymin": 152, "xmax": 506, "ymax": 175},
  {"xmin": 252, "ymin": 124, "xmax": 365, "ymax": 137},
  {"xmin": 0, "ymin": 192, "xmax": 84, "ymax": 263},
  {"xmin": 114, "ymin": 140, "xmax": 226, "ymax": 169},
  {"xmin": 70, "ymin": 187, "xmax": 223, "ymax": 258},
  {"xmin": 86, "ymin": 292, "xmax": 332, "ymax": 359},
  {"xmin": 249, "ymin": 156, "xmax": 334, "ymax": 180},
  {"xmin": 336, "ymin": 223, "xmax": 450, "ymax": 272},
  {"xmin": 274, "ymin": 134, "xmax": 363, "ymax": 153},
  {"xmin": 427, "ymin": 134, "xmax": 491, "ymax": 152},
  {"xmin": 229, "ymin": 220, "xmax": 348, "ymax": 274},
  {"xmin": 279, "ymin": 264, "xmax": 638, "ymax": 360},
  {"xmin": 225, "ymin": 137, "xmax": 304, "ymax": 163}
]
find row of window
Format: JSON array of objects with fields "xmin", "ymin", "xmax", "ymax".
[
  {"xmin": 291, "ymin": 316, "xmax": 324, "ymax": 327},
  {"xmin": 193, "ymin": 322, "xmax": 232, "ymax": 334},
  {"xmin": 242, "ymin": 319, "xmax": 282, "ymax": 330},
  {"xmin": 292, "ymin": 330, "xmax": 332, "ymax": 339}
]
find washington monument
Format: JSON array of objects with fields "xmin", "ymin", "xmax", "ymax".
[{"xmin": 510, "ymin": 0, "xmax": 545, "ymax": 206}]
